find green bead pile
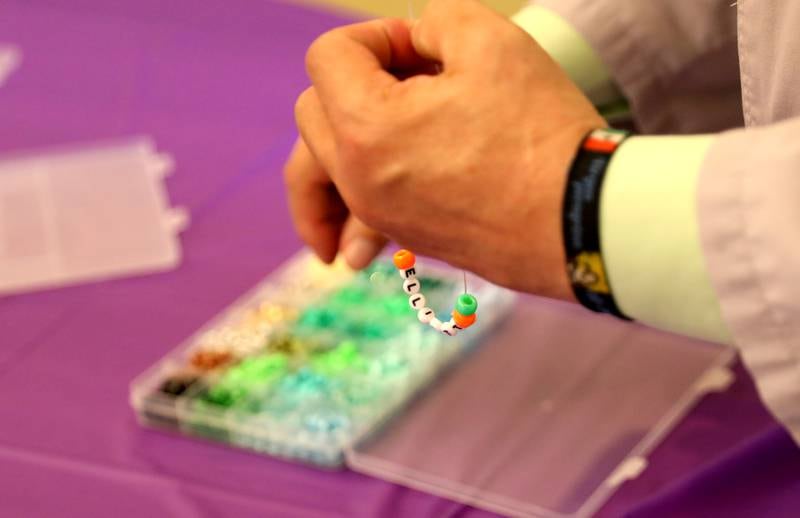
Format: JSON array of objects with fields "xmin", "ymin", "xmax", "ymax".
[
  {"xmin": 203, "ymin": 353, "xmax": 289, "ymax": 407},
  {"xmin": 310, "ymin": 340, "xmax": 368, "ymax": 376}
]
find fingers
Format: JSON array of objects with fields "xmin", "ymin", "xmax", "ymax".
[
  {"xmin": 294, "ymin": 87, "xmax": 337, "ymax": 174},
  {"xmin": 283, "ymin": 138, "xmax": 348, "ymax": 263},
  {"xmin": 305, "ymin": 20, "xmax": 395, "ymax": 113},
  {"xmin": 411, "ymin": 0, "xmax": 503, "ymax": 67},
  {"xmin": 284, "ymin": 137, "xmax": 387, "ymax": 269},
  {"xmin": 381, "ymin": 18, "xmax": 439, "ymax": 76},
  {"xmin": 305, "ymin": 18, "xmax": 422, "ymax": 114},
  {"xmin": 339, "ymin": 215, "xmax": 388, "ymax": 270}
]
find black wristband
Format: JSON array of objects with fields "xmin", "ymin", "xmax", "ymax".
[{"xmin": 562, "ymin": 128, "xmax": 631, "ymax": 320}]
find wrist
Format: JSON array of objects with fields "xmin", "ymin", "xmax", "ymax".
[
  {"xmin": 515, "ymin": 121, "xmax": 606, "ymax": 302},
  {"xmin": 562, "ymin": 126, "xmax": 631, "ymax": 318}
]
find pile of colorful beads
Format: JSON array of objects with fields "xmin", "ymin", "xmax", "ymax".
[
  {"xmin": 393, "ymin": 249, "xmax": 477, "ymax": 336},
  {"xmin": 134, "ymin": 251, "xmax": 516, "ymax": 467}
]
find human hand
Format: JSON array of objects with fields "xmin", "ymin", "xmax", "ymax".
[{"xmin": 284, "ymin": 0, "xmax": 606, "ymax": 300}]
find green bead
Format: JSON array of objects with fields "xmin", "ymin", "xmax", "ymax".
[
  {"xmin": 361, "ymin": 322, "xmax": 388, "ymax": 339},
  {"xmin": 203, "ymin": 385, "xmax": 243, "ymax": 407},
  {"xmin": 455, "ymin": 293, "xmax": 478, "ymax": 316},
  {"xmin": 216, "ymin": 354, "xmax": 289, "ymax": 400},
  {"xmin": 331, "ymin": 286, "xmax": 367, "ymax": 305},
  {"xmin": 381, "ymin": 295, "xmax": 409, "ymax": 316},
  {"xmin": 310, "ymin": 340, "xmax": 368, "ymax": 376},
  {"xmin": 335, "ymin": 340, "xmax": 359, "ymax": 358},
  {"xmin": 298, "ymin": 307, "xmax": 337, "ymax": 328},
  {"xmin": 419, "ymin": 277, "xmax": 446, "ymax": 290}
]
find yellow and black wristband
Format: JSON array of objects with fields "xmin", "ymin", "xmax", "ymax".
[{"xmin": 562, "ymin": 128, "xmax": 631, "ymax": 320}]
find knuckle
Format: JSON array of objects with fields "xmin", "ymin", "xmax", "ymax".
[
  {"xmin": 338, "ymin": 128, "xmax": 370, "ymax": 157},
  {"xmin": 293, "ymin": 87, "xmax": 314, "ymax": 123},
  {"xmin": 337, "ymin": 120, "xmax": 385, "ymax": 163},
  {"xmin": 305, "ymin": 29, "xmax": 342, "ymax": 74},
  {"xmin": 304, "ymin": 32, "xmax": 330, "ymax": 72}
]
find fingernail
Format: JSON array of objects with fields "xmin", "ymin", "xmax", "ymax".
[{"xmin": 343, "ymin": 238, "xmax": 381, "ymax": 270}]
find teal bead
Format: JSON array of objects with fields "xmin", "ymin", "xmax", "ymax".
[
  {"xmin": 361, "ymin": 321, "xmax": 388, "ymax": 339},
  {"xmin": 298, "ymin": 307, "xmax": 336, "ymax": 328},
  {"xmin": 279, "ymin": 368, "xmax": 332, "ymax": 398},
  {"xmin": 455, "ymin": 293, "xmax": 478, "ymax": 316},
  {"xmin": 304, "ymin": 411, "xmax": 350, "ymax": 433},
  {"xmin": 419, "ymin": 276, "xmax": 446, "ymax": 290}
]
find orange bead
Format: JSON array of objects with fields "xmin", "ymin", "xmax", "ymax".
[
  {"xmin": 452, "ymin": 310, "xmax": 477, "ymax": 329},
  {"xmin": 393, "ymin": 249, "xmax": 416, "ymax": 270}
]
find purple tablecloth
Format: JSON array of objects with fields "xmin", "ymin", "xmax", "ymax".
[{"xmin": 0, "ymin": 1, "xmax": 798, "ymax": 516}]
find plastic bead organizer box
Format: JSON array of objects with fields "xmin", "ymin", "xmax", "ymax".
[{"xmin": 130, "ymin": 250, "xmax": 515, "ymax": 467}]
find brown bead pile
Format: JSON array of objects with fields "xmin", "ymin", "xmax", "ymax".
[{"xmin": 190, "ymin": 349, "xmax": 233, "ymax": 370}]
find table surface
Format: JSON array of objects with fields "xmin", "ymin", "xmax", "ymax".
[{"xmin": 1, "ymin": 1, "xmax": 798, "ymax": 517}]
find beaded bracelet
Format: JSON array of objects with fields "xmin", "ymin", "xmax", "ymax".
[{"xmin": 393, "ymin": 250, "xmax": 477, "ymax": 336}]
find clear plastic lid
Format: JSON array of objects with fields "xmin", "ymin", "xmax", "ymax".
[
  {"xmin": 347, "ymin": 297, "xmax": 735, "ymax": 518},
  {"xmin": 0, "ymin": 137, "xmax": 187, "ymax": 295}
]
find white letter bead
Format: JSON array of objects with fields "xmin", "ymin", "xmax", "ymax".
[
  {"xmin": 441, "ymin": 320, "xmax": 458, "ymax": 337},
  {"xmin": 429, "ymin": 318, "xmax": 442, "ymax": 331},
  {"xmin": 408, "ymin": 293, "xmax": 426, "ymax": 310},
  {"xmin": 402, "ymin": 278, "xmax": 421, "ymax": 295},
  {"xmin": 417, "ymin": 307, "xmax": 435, "ymax": 323},
  {"xmin": 399, "ymin": 267, "xmax": 417, "ymax": 279}
]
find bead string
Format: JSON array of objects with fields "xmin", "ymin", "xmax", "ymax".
[
  {"xmin": 396, "ymin": 4, "xmax": 475, "ymax": 336},
  {"xmin": 393, "ymin": 250, "xmax": 478, "ymax": 336}
]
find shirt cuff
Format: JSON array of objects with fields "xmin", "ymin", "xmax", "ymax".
[
  {"xmin": 601, "ymin": 135, "xmax": 732, "ymax": 344},
  {"xmin": 512, "ymin": 5, "xmax": 622, "ymax": 107}
]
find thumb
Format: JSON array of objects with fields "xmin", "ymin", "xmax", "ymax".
[
  {"xmin": 340, "ymin": 216, "xmax": 388, "ymax": 270},
  {"xmin": 411, "ymin": 0, "xmax": 503, "ymax": 67}
]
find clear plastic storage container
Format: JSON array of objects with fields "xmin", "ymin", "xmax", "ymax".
[
  {"xmin": 131, "ymin": 251, "xmax": 734, "ymax": 517},
  {"xmin": 130, "ymin": 251, "xmax": 517, "ymax": 467}
]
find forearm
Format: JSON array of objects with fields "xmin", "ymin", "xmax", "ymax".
[
  {"xmin": 513, "ymin": 3, "xmax": 731, "ymax": 343},
  {"xmin": 512, "ymin": 5, "xmax": 621, "ymax": 108}
]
